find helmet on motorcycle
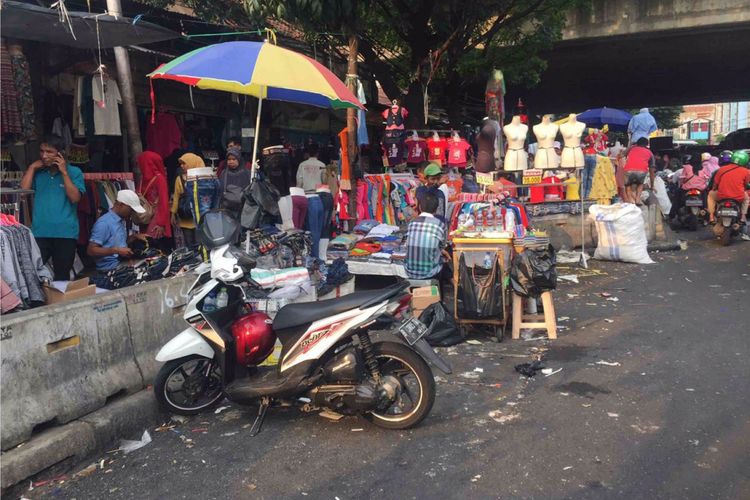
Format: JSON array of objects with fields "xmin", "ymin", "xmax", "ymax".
[
  {"xmin": 719, "ymin": 150, "xmax": 733, "ymax": 165},
  {"xmin": 197, "ymin": 210, "xmax": 240, "ymax": 248},
  {"xmin": 682, "ymin": 154, "xmax": 692, "ymax": 165},
  {"xmin": 730, "ymin": 150, "xmax": 749, "ymax": 166}
]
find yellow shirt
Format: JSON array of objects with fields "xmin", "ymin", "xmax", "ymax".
[{"xmin": 171, "ymin": 176, "xmax": 196, "ymax": 229}]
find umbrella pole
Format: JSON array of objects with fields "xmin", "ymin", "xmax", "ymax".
[{"xmin": 251, "ymin": 91, "xmax": 264, "ymax": 179}]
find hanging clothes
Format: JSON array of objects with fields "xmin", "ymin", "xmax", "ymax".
[
  {"xmin": 0, "ymin": 222, "xmax": 53, "ymax": 307},
  {"xmin": 146, "ymin": 112, "xmax": 183, "ymax": 159},
  {"xmin": 588, "ymin": 156, "xmax": 617, "ymax": 204},
  {"xmin": 382, "ymin": 105, "xmax": 408, "ymax": 130},
  {"xmin": 356, "ymin": 81, "xmax": 369, "ymax": 146},
  {"xmin": 405, "ymin": 136, "xmax": 428, "ymax": 164},
  {"xmin": 0, "ymin": 44, "xmax": 22, "ymax": 135},
  {"xmin": 7, "ymin": 44, "xmax": 35, "ymax": 140},
  {"xmin": 427, "ymin": 137, "xmax": 447, "ymax": 164},
  {"xmin": 92, "ymin": 76, "xmax": 122, "ymax": 136},
  {"xmin": 447, "ymin": 138, "xmax": 472, "ymax": 168}
]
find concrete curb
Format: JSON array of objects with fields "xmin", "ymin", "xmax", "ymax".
[{"xmin": 1, "ymin": 388, "xmax": 164, "ymax": 489}]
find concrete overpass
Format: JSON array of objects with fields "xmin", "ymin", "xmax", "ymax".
[{"xmin": 506, "ymin": 0, "xmax": 750, "ymax": 114}]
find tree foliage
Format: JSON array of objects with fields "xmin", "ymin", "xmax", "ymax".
[{"xmin": 142, "ymin": 0, "xmax": 584, "ymax": 126}]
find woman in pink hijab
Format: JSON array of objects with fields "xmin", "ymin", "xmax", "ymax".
[
  {"xmin": 699, "ymin": 153, "xmax": 720, "ymax": 183},
  {"xmin": 137, "ymin": 151, "xmax": 173, "ymax": 253}
]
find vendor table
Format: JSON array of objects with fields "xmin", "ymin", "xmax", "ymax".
[{"xmin": 452, "ymin": 237, "xmax": 514, "ymax": 341}]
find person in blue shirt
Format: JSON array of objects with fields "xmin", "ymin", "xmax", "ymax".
[
  {"xmin": 87, "ymin": 190, "xmax": 146, "ymax": 275},
  {"xmin": 627, "ymin": 108, "xmax": 658, "ymax": 144},
  {"xmin": 20, "ymin": 134, "xmax": 85, "ymax": 281}
]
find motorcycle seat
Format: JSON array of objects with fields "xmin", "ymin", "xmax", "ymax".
[{"xmin": 273, "ymin": 283, "xmax": 408, "ymax": 331}]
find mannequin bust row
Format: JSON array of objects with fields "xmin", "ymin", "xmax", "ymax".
[{"xmin": 501, "ymin": 114, "xmax": 587, "ymax": 170}]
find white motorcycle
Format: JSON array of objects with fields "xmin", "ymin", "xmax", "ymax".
[{"xmin": 154, "ymin": 211, "xmax": 451, "ymax": 434}]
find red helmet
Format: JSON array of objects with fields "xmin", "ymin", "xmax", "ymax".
[{"xmin": 231, "ymin": 312, "xmax": 276, "ymax": 366}]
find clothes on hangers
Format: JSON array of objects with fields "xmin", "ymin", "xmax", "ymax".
[
  {"xmin": 146, "ymin": 111, "xmax": 183, "ymax": 159},
  {"xmin": 405, "ymin": 136, "xmax": 427, "ymax": 164},
  {"xmin": 427, "ymin": 137, "xmax": 447, "ymax": 164},
  {"xmin": 304, "ymin": 194, "xmax": 325, "ymax": 258},
  {"xmin": 447, "ymin": 138, "xmax": 472, "ymax": 168},
  {"xmin": 1, "ymin": 222, "xmax": 53, "ymax": 307},
  {"xmin": 382, "ymin": 106, "xmax": 408, "ymax": 130},
  {"xmin": 92, "ymin": 76, "xmax": 122, "ymax": 136}
]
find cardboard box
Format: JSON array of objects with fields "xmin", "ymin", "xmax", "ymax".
[
  {"xmin": 44, "ymin": 278, "xmax": 96, "ymax": 305},
  {"xmin": 411, "ymin": 286, "xmax": 440, "ymax": 314}
]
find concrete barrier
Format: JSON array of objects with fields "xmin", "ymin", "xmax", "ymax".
[
  {"xmin": 0, "ymin": 275, "xmax": 194, "ymax": 452},
  {"xmin": 1, "ymin": 292, "xmax": 141, "ymax": 450},
  {"xmin": 125, "ymin": 275, "xmax": 194, "ymax": 383}
]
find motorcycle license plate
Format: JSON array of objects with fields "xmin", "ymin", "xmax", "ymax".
[
  {"xmin": 685, "ymin": 198, "xmax": 702, "ymax": 207},
  {"xmin": 399, "ymin": 317, "xmax": 429, "ymax": 345},
  {"xmin": 718, "ymin": 209, "xmax": 738, "ymax": 217}
]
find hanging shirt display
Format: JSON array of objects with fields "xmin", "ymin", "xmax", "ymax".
[
  {"xmin": 447, "ymin": 139, "xmax": 472, "ymax": 168},
  {"xmin": 427, "ymin": 138, "xmax": 447, "ymax": 164},
  {"xmin": 146, "ymin": 112, "xmax": 183, "ymax": 159},
  {"xmin": 405, "ymin": 137, "xmax": 427, "ymax": 164},
  {"xmin": 91, "ymin": 77, "xmax": 122, "ymax": 136},
  {"xmin": 382, "ymin": 105, "xmax": 408, "ymax": 130}
]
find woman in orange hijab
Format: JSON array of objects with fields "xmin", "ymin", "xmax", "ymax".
[{"xmin": 137, "ymin": 151, "xmax": 172, "ymax": 253}]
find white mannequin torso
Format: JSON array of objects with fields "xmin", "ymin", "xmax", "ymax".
[
  {"xmin": 503, "ymin": 118, "xmax": 528, "ymax": 171},
  {"xmin": 559, "ymin": 117, "xmax": 586, "ymax": 168},
  {"xmin": 533, "ymin": 119, "xmax": 560, "ymax": 169}
]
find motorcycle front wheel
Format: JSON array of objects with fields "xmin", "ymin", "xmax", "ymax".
[
  {"xmin": 155, "ymin": 355, "xmax": 224, "ymax": 415},
  {"xmin": 365, "ymin": 342, "xmax": 436, "ymax": 430}
]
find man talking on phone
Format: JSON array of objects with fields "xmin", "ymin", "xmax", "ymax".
[{"xmin": 20, "ymin": 134, "xmax": 85, "ymax": 281}]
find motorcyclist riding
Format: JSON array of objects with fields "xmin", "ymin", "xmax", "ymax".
[
  {"xmin": 708, "ymin": 150, "xmax": 750, "ymax": 224},
  {"xmin": 706, "ymin": 150, "xmax": 735, "ymax": 222}
]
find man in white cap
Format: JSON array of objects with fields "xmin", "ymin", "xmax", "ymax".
[
  {"xmin": 87, "ymin": 190, "xmax": 146, "ymax": 276},
  {"xmin": 627, "ymin": 108, "xmax": 658, "ymax": 145}
]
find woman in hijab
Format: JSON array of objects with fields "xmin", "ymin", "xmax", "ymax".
[
  {"xmin": 170, "ymin": 153, "xmax": 205, "ymax": 248},
  {"xmin": 137, "ymin": 151, "xmax": 172, "ymax": 253}
]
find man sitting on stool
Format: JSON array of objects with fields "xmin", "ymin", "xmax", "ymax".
[
  {"xmin": 405, "ymin": 192, "xmax": 450, "ymax": 293},
  {"xmin": 87, "ymin": 190, "xmax": 146, "ymax": 289}
]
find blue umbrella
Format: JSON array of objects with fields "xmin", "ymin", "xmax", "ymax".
[{"xmin": 576, "ymin": 107, "xmax": 632, "ymax": 131}]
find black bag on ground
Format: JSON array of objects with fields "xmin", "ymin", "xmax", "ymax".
[
  {"xmin": 510, "ymin": 244, "xmax": 557, "ymax": 298},
  {"xmin": 419, "ymin": 302, "xmax": 463, "ymax": 347},
  {"xmin": 455, "ymin": 254, "xmax": 504, "ymax": 320}
]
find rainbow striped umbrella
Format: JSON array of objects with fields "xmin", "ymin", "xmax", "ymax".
[{"xmin": 148, "ymin": 41, "xmax": 364, "ymax": 173}]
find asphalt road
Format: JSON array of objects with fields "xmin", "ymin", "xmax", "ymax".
[{"xmin": 18, "ymin": 230, "xmax": 750, "ymax": 500}]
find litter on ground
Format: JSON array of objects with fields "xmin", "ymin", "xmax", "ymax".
[
  {"xmin": 118, "ymin": 430, "xmax": 152, "ymax": 454},
  {"xmin": 596, "ymin": 361, "xmax": 621, "ymax": 367}
]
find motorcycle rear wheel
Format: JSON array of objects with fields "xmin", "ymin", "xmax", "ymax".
[
  {"xmin": 365, "ymin": 342, "xmax": 436, "ymax": 430},
  {"xmin": 720, "ymin": 228, "xmax": 732, "ymax": 246},
  {"xmin": 155, "ymin": 355, "xmax": 224, "ymax": 415}
]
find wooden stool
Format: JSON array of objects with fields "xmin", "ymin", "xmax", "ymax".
[{"xmin": 511, "ymin": 292, "xmax": 557, "ymax": 340}]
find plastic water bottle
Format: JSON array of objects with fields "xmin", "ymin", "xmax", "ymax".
[
  {"xmin": 216, "ymin": 288, "xmax": 229, "ymax": 309},
  {"xmin": 203, "ymin": 292, "xmax": 216, "ymax": 312},
  {"xmin": 483, "ymin": 251, "xmax": 493, "ymax": 269}
]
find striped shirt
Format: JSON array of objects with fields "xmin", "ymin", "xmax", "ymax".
[{"xmin": 405, "ymin": 213, "xmax": 446, "ymax": 279}]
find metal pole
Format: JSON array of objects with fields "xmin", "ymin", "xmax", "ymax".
[
  {"xmin": 106, "ymin": 0, "xmax": 142, "ymax": 171},
  {"xmin": 251, "ymin": 92, "xmax": 263, "ymax": 179}
]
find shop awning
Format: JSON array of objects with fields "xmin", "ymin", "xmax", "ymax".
[{"xmin": 1, "ymin": 1, "xmax": 179, "ymax": 49}]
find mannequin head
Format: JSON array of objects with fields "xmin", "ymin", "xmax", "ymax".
[
  {"xmin": 541, "ymin": 115, "xmax": 551, "ymax": 124},
  {"xmin": 568, "ymin": 113, "xmax": 577, "ymax": 122}
]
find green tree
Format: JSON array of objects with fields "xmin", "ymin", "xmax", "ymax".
[{"xmin": 143, "ymin": 0, "xmax": 583, "ymax": 127}]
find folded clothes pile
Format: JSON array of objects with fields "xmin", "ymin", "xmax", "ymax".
[{"xmin": 250, "ymin": 267, "xmax": 310, "ymax": 289}]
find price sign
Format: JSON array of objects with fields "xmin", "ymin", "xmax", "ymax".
[
  {"xmin": 476, "ymin": 171, "xmax": 496, "ymax": 186},
  {"xmin": 522, "ymin": 169, "xmax": 543, "ymax": 185}
]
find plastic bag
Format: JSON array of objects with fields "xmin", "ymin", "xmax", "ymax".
[
  {"xmin": 456, "ymin": 254, "xmax": 504, "ymax": 319},
  {"xmin": 510, "ymin": 245, "xmax": 557, "ymax": 298},
  {"xmin": 419, "ymin": 303, "xmax": 463, "ymax": 347},
  {"xmin": 589, "ymin": 203, "xmax": 654, "ymax": 264}
]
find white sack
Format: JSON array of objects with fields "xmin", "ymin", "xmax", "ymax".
[{"xmin": 589, "ymin": 203, "xmax": 654, "ymax": 264}]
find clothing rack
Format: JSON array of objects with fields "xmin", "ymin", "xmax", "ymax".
[
  {"xmin": 83, "ymin": 172, "xmax": 134, "ymax": 181},
  {"xmin": 1, "ymin": 202, "xmax": 20, "ymax": 219}
]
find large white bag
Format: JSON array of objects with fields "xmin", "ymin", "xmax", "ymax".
[{"xmin": 589, "ymin": 203, "xmax": 654, "ymax": 264}]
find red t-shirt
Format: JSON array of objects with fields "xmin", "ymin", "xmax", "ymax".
[
  {"xmin": 405, "ymin": 138, "xmax": 427, "ymax": 163},
  {"xmin": 715, "ymin": 164, "xmax": 750, "ymax": 201},
  {"xmin": 427, "ymin": 138, "xmax": 447, "ymax": 162},
  {"xmin": 447, "ymin": 139, "xmax": 472, "ymax": 167},
  {"xmin": 623, "ymin": 146, "xmax": 653, "ymax": 172}
]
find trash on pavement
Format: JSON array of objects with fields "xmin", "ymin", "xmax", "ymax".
[
  {"xmin": 214, "ymin": 405, "xmax": 231, "ymax": 414},
  {"xmin": 604, "ymin": 319, "xmax": 614, "ymax": 323},
  {"xmin": 607, "ymin": 412, "xmax": 619, "ymax": 418},
  {"xmin": 466, "ymin": 339, "xmax": 482, "ymax": 345},
  {"xmin": 515, "ymin": 360, "xmax": 545, "ymax": 377},
  {"xmin": 474, "ymin": 367, "xmax": 484, "ymax": 373},
  {"xmin": 118, "ymin": 430, "xmax": 152, "ymax": 454},
  {"xmin": 351, "ymin": 428, "xmax": 364, "ymax": 432},
  {"xmin": 559, "ymin": 275, "xmax": 579, "ymax": 284},
  {"xmin": 319, "ymin": 410, "xmax": 344, "ymax": 421},
  {"xmin": 420, "ymin": 302, "xmax": 463, "ymax": 346},
  {"xmin": 488, "ymin": 410, "xmax": 520, "ymax": 424},
  {"xmin": 542, "ymin": 367, "xmax": 563, "ymax": 377},
  {"xmin": 596, "ymin": 361, "xmax": 621, "ymax": 366},
  {"xmin": 74, "ymin": 463, "xmax": 97, "ymax": 478}
]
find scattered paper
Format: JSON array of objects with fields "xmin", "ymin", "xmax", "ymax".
[
  {"xmin": 604, "ymin": 319, "xmax": 614, "ymax": 323},
  {"xmin": 557, "ymin": 316, "xmax": 570, "ymax": 322},
  {"xmin": 685, "ymin": 388, "xmax": 695, "ymax": 392},
  {"xmin": 563, "ymin": 466, "xmax": 573, "ymax": 471},
  {"xmin": 607, "ymin": 412, "xmax": 619, "ymax": 418},
  {"xmin": 214, "ymin": 406, "xmax": 231, "ymax": 414},
  {"xmin": 118, "ymin": 430, "xmax": 152, "ymax": 454},
  {"xmin": 351, "ymin": 428, "xmax": 364, "ymax": 432},
  {"xmin": 596, "ymin": 361, "xmax": 621, "ymax": 367},
  {"xmin": 559, "ymin": 275, "xmax": 579, "ymax": 284},
  {"xmin": 606, "ymin": 297, "xmax": 619, "ymax": 302},
  {"xmin": 466, "ymin": 339, "xmax": 482, "ymax": 345},
  {"xmin": 319, "ymin": 410, "xmax": 344, "ymax": 421},
  {"xmin": 600, "ymin": 292, "xmax": 612, "ymax": 298},
  {"xmin": 567, "ymin": 293, "xmax": 579, "ymax": 298},
  {"xmin": 543, "ymin": 367, "xmax": 562, "ymax": 377}
]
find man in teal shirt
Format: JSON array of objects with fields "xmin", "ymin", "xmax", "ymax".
[{"xmin": 20, "ymin": 134, "xmax": 85, "ymax": 281}]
